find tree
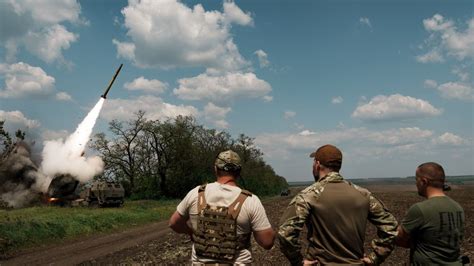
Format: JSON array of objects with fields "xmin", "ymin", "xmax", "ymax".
[
  {"xmin": 91, "ymin": 111, "xmax": 147, "ymax": 195},
  {"xmin": 92, "ymin": 112, "xmax": 288, "ymax": 199},
  {"xmin": 1, "ymin": 120, "xmax": 26, "ymax": 157}
]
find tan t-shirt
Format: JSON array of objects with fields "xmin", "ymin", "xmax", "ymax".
[{"xmin": 177, "ymin": 182, "xmax": 272, "ymax": 264}]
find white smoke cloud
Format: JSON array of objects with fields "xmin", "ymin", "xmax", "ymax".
[{"xmin": 39, "ymin": 98, "xmax": 105, "ymax": 191}]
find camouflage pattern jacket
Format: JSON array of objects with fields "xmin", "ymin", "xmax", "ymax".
[{"xmin": 278, "ymin": 172, "xmax": 398, "ymax": 266}]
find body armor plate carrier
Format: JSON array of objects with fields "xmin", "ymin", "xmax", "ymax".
[{"xmin": 194, "ymin": 184, "xmax": 252, "ymax": 262}]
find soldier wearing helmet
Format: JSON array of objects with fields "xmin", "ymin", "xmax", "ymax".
[
  {"xmin": 169, "ymin": 150, "xmax": 275, "ymax": 265},
  {"xmin": 278, "ymin": 144, "xmax": 398, "ymax": 265}
]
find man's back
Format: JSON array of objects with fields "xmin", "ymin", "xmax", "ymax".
[
  {"xmin": 307, "ymin": 180, "xmax": 370, "ymax": 263},
  {"xmin": 279, "ymin": 172, "xmax": 398, "ymax": 265},
  {"xmin": 177, "ymin": 182, "xmax": 271, "ymax": 264},
  {"xmin": 402, "ymin": 196, "xmax": 464, "ymax": 265}
]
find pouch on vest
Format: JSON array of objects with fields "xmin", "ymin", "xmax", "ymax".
[{"xmin": 193, "ymin": 184, "xmax": 252, "ymax": 262}]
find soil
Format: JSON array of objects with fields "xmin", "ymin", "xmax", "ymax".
[{"xmin": 1, "ymin": 186, "xmax": 472, "ymax": 265}]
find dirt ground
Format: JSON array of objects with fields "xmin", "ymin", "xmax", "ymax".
[{"xmin": 1, "ymin": 185, "xmax": 473, "ymax": 265}]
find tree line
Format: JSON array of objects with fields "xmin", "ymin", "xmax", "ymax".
[{"xmin": 91, "ymin": 111, "xmax": 288, "ymax": 199}]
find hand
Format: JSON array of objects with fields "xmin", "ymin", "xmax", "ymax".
[
  {"xmin": 303, "ymin": 259, "xmax": 319, "ymax": 265},
  {"xmin": 361, "ymin": 257, "xmax": 374, "ymax": 266}
]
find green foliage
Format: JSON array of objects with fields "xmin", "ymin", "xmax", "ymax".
[
  {"xmin": 0, "ymin": 200, "xmax": 178, "ymax": 254},
  {"xmin": 91, "ymin": 113, "xmax": 288, "ymax": 199},
  {"xmin": 0, "ymin": 120, "xmax": 27, "ymax": 157}
]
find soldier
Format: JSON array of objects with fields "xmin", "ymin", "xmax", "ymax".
[
  {"xmin": 396, "ymin": 162, "xmax": 466, "ymax": 265},
  {"xmin": 169, "ymin": 150, "xmax": 275, "ymax": 265},
  {"xmin": 278, "ymin": 144, "xmax": 398, "ymax": 266}
]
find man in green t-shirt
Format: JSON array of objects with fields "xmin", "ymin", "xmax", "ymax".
[{"xmin": 396, "ymin": 162, "xmax": 465, "ymax": 265}]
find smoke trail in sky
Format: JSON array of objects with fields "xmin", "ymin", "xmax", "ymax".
[{"xmin": 38, "ymin": 98, "xmax": 105, "ymax": 192}]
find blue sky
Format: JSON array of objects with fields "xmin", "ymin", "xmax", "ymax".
[{"xmin": 0, "ymin": 0, "xmax": 472, "ymax": 181}]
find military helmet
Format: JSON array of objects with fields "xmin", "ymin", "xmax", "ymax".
[{"xmin": 215, "ymin": 150, "xmax": 241, "ymax": 172}]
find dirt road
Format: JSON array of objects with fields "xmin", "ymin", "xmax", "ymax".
[
  {"xmin": 1, "ymin": 186, "xmax": 473, "ymax": 265},
  {"xmin": 0, "ymin": 220, "xmax": 171, "ymax": 265}
]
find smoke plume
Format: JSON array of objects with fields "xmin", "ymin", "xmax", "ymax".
[
  {"xmin": 0, "ymin": 98, "xmax": 106, "ymax": 207},
  {"xmin": 0, "ymin": 142, "xmax": 46, "ymax": 207},
  {"xmin": 38, "ymin": 98, "xmax": 105, "ymax": 192}
]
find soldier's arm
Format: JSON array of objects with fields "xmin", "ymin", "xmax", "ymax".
[
  {"xmin": 366, "ymin": 194, "xmax": 398, "ymax": 265},
  {"xmin": 395, "ymin": 226, "xmax": 411, "ymax": 248},
  {"xmin": 254, "ymin": 228, "xmax": 275, "ymax": 250},
  {"xmin": 277, "ymin": 194, "xmax": 310, "ymax": 266},
  {"xmin": 395, "ymin": 204, "xmax": 423, "ymax": 248},
  {"xmin": 169, "ymin": 211, "xmax": 193, "ymax": 236}
]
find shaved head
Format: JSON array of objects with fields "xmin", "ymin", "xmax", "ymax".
[{"xmin": 417, "ymin": 162, "xmax": 445, "ymax": 188}]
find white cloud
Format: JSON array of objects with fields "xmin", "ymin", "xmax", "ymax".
[
  {"xmin": 331, "ymin": 96, "xmax": 343, "ymax": 104},
  {"xmin": 416, "ymin": 49, "xmax": 444, "ymax": 63},
  {"xmin": 423, "ymin": 14, "xmax": 454, "ymax": 31},
  {"xmin": 263, "ymin": 95, "xmax": 273, "ymax": 102},
  {"xmin": 124, "ymin": 76, "xmax": 168, "ymax": 94},
  {"xmin": 436, "ymin": 82, "xmax": 474, "ymax": 101},
  {"xmin": 298, "ymin": 130, "xmax": 315, "ymax": 136},
  {"xmin": 55, "ymin": 91, "xmax": 72, "ymax": 101},
  {"xmin": 174, "ymin": 72, "xmax": 272, "ymax": 102},
  {"xmin": 352, "ymin": 94, "xmax": 442, "ymax": 122},
  {"xmin": 255, "ymin": 127, "xmax": 436, "ymax": 160},
  {"xmin": 223, "ymin": 1, "xmax": 253, "ymax": 26},
  {"xmin": 452, "ymin": 67, "xmax": 470, "ymax": 81},
  {"xmin": 100, "ymin": 95, "xmax": 198, "ymax": 121},
  {"xmin": 284, "ymin": 111, "xmax": 296, "ymax": 119},
  {"xmin": 424, "ymin": 79, "xmax": 438, "ymax": 88},
  {"xmin": 7, "ymin": 0, "xmax": 83, "ymax": 25},
  {"xmin": 359, "ymin": 17, "xmax": 372, "ymax": 28},
  {"xmin": 418, "ymin": 14, "xmax": 474, "ymax": 62},
  {"xmin": 0, "ymin": 62, "xmax": 55, "ymax": 98},
  {"xmin": 203, "ymin": 102, "xmax": 231, "ymax": 129},
  {"xmin": 112, "ymin": 39, "xmax": 135, "ymax": 61},
  {"xmin": 0, "ymin": 0, "xmax": 83, "ymax": 64},
  {"xmin": 114, "ymin": 0, "xmax": 252, "ymax": 70},
  {"xmin": 254, "ymin": 49, "xmax": 270, "ymax": 68},
  {"xmin": 432, "ymin": 132, "xmax": 466, "ymax": 146},
  {"xmin": 23, "ymin": 24, "xmax": 78, "ymax": 64},
  {"xmin": 0, "ymin": 110, "xmax": 40, "ymax": 129},
  {"xmin": 256, "ymin": 126, "xmax": 473, "ymax": 180}
]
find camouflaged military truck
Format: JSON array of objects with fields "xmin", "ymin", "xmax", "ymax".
[{"xmin": 84, "ymin": 181, "xmax": 125, "ymax": 207}]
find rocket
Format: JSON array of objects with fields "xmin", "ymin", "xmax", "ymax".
[{"xmin": 101, "ymin": 64, "xmax": 123, "ymax": 99}]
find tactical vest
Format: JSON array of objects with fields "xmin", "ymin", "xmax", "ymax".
[{"xmin": 193, "ymin": 184, "xmax": 252, "ymax": 262}]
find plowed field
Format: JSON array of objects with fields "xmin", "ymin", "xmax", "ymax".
[{"xmin": 2, "ymin": 186, "xmax": 472, "ymax": 265}]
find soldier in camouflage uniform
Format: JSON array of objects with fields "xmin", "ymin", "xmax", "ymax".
[{"xmin": 278, "ymin": 144, "xmax": 398, "ymax": 266}]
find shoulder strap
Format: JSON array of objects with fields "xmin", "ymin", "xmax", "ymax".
[
  {"xmin": 197, "ymin": 184, "xmax": 207, "ymax": 213},
  {"xmin": 227, "ymin": 190, "xmax": 251, "ymax": 219},
  {"xmin": 240, "ymin": 189, "xmax": 252, "ymax": 197}
]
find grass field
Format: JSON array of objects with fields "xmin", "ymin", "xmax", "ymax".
[{"xmin": 0, "ymin": 200, "xmax": 179, "ymax": 256}]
